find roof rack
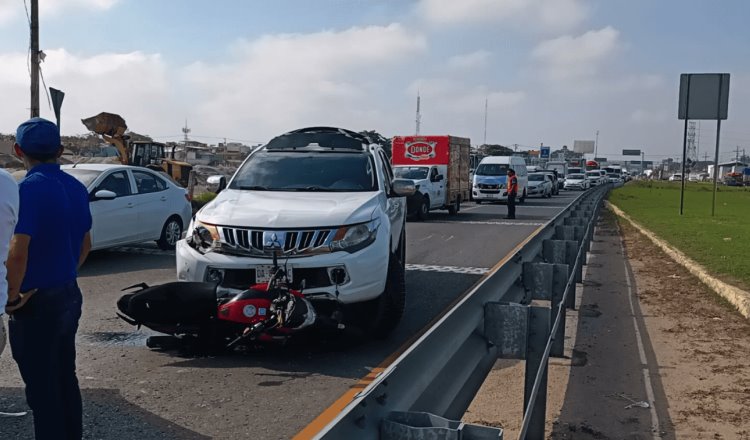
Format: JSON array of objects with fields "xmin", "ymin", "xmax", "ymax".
[{"xmin": 264, "ymin": 127, "xmax": 373, "ymax": 152}]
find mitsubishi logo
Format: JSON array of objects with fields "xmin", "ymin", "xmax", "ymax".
[{"xmin": 263, "ymin": 231, "xmax": 284, "ymax": 250}]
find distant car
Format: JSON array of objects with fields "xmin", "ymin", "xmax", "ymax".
[
  {"xmin": 668, "ymin": 173, "xmax": 683, "ymax": 181},
  {"xmin": 527, "ymin": 173, "xmax": 553, "ymax": 198},
  {"xmin": 607, "ymin": 173, "xmax": 623, "ymax": 184},
  {"xmin": 540, "ymin": 171, "xmax": 560, "ymax": 195},
  {"xmin": 564, "ymin": 173, "xmax": 589, "ymax": 191},
  {"xmin": 597, "ymin": 170, "xmax": 608, "ymax": 183},
  {"xmin": 61, "ymin": 164, "xmax": 192, "ymax": 250},
  {"xmin": 586, "ymin": 170, "xmax": 602, "ymax": 186}
]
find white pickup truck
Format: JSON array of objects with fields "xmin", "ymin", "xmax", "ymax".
[{"xmin": 177, "ymin": 127, "xmax": 416, "ymax": 337}]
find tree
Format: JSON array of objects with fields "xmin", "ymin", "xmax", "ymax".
[{"xmin": 479, "ymin": 144, "xmax": 513, "ymax": 156}]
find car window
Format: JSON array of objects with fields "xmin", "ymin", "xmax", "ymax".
[
  {"xmin": 97, "ymin": 171, "xmax": 132, "ymax": 197},
  {"xmin": 394, "ymin": 166, "xmax": 429, "ymax": 179},
  {"xmin": 529, "ymin": 174, "xmax": 545, "ymax": 181},
  {"xmin": 230, "ymin": 151, "xmax": 378, "ymax": 192},
  {"xmin": 377, "ymin": 150, "xmax": 392, "ymax": 191},
  {"xmin": 133, "ymin": 170, "xmax": 166, "ymax": 194},
  {"xmin": 63, "ymin": 168, "xmax": 102, "ymax": 188},
  {"xmin": 476, "ymin": 163, "xmax": 508, "ymax": 176}
]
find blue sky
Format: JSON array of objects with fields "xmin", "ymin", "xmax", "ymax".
[{"xmin": 1, "ymin": 0, "xmax": 749, "ymax": 162}]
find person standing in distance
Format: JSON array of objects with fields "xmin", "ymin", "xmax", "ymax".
[
  {"xmin": 506, "ymin": 168, "xmax": 518, "ymax": 220},
  {"xmin": 0, "ymin": 167, "xmax": 19, "ymax": 357},
  {"xmin": 6, "ymin": 118, "xmax": 92, "ymax": 440}
]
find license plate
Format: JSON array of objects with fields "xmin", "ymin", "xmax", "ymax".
[{"xmin": 255, "ymin": 265, "xmax": 293, "ymax": 283}]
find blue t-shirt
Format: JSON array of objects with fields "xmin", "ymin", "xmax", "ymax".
[{"xmin": 15, "ymin": 163, "xmax": 92, "ymax": 292}]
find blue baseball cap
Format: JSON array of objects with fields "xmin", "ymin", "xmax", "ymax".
[{"xmin": 15, "ymin": 117, "xmax": 61, "ymax": 155}]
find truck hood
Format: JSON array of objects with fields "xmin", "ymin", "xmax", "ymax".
[{"xmin": 197, "ymin": 189, "xmax": 379, "ymax": 228}]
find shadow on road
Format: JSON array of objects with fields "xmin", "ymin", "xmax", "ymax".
[
  {"xmin": 79, "ymin": 250, "xmax": 173, "ymax": 278},
  {"xmin": 0, "ymin": 387, "xmax": 210, "ymax": 440}
]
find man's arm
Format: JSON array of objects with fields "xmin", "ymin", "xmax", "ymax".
[
  {"xmin": 6, "ymin": 234, "xmax": 31, "ymax": 311},
  {"xmin": 78, "ymin": 231, "xmax": 91, "ymax": 270}
]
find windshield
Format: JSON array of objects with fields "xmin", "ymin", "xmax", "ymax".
[
  {"xmin": 475, "ymin": 163, "xmax": 508, "ymax": 176},
  {"xmin": 586, "ymin": 171, "xmax": 600, "ymax": 177},
  {"xmin": 63, "ymin": 168, "xmax": 102, "ymax": 188},
  {"xmin": 394, "ymin": 166, "xmax": 429, "ymax": 180},
  {"xmin": 229, "ymin": 151, "xmax": 378, "ymax": 192},
  {"xmin": 568, "ymin": 168, "xmax": 582, "ymax": 175},
  {"xmin": 528, "ymin": 174, "xmax": 545, "ymax": 181},
  {"xmin": 568, "ymin": 174, "xmax": 584, "ymax": 179}
]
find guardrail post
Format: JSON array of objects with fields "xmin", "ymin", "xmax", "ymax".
[
  {"xmin": 522, "ymin": 262, "xmax": 553, "ymax": 301},
  {"xmin": 550, "ymin": 264, "xmax": 568, "ymax": 358},
  {"xmin": 524, "ymin": 306, "xmax": 551, "ymax": 440}
]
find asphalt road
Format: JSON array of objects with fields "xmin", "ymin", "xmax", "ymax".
[{"xmin": 0, "ymin": 191, "xmax": 582, "ymax": 440}]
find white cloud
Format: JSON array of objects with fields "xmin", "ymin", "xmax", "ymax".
[
  {"xmin": 181, "ymin": 24, "xmax": 427, "ymax": 139},
  {"xmin": 0, "ymin": 48, "xmax": 170, "ymax": 136},
  {"xmin": 447, "ymin": 50, "xmax": 491, "ymax": 70},
  {"xmin": 531, "ymin": 26, "xmax": 620, "ymax": 81},
  {"xmin": 630, "ymin": 108, "xmax": 668, "ymax": 124},
  {"xmin": 0, "ymin": 0, "xmax": 118, "ymax": 25},
  {"xmin": 407, "ymin": 78, "xmax": 525, "ymax": 139},
  {"xmin": 416, "ymin": 0, "xmax": 588, "ymax": 32}
]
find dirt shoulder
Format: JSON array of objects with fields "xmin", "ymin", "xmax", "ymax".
[
  {"xmin": 617, "ymin": 211, "xmax": 750, "ymax": 439},
  {"xmin": 464, "ymin": 208, "xmax": 750, "ymax": 439}
]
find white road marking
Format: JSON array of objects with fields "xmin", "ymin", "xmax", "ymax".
[
  {"xmin": 434, "ymin": 220, "xmax": 546, "ymax": 226},
  {"xmin": 406, "ymin": 264, "xmax": 489, "ymax": 275},
  {"xmin": 445, "ymin": 235, "xmax": 454, "ymax": 241},
  {"xmin": 419, "ymin": 234, "xmax": 434, "ymax": 241},
  {"xmin": 618, "ymin": 232, "xmax": 661, "ymax": 439}
]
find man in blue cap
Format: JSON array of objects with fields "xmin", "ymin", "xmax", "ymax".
[{"xmin": 5, "ymin": 117, "xmax": 92, "ymax": 440}]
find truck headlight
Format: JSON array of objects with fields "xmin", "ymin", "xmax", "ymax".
[
  {"xmin": 188, "ymin": 220, "xmax": 220, "ymax": 251},
  {"xmin": 330, "ymin": 219, "xmax": 381, "ymax": 253}
]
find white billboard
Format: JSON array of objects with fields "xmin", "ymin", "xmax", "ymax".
[{"xmin": 573, "ymin": 140, "xmax": 595, "ymax": 154}]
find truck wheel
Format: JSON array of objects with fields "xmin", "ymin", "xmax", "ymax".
[
  {"xmin": 447, "ymin": 197, "xmax": 460, "ymax": 215},
  {"xmin": 361, "ymin": 250, "xmax": 406, "ymax": 339},
  {"xmin": 416, "ymin": 196, "xmax": 429, "ymax": 221},
  {"xmin": 157, "ymin": 216, "xmax": 183, "ymax": 250}
]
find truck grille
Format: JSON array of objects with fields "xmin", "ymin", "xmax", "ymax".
[
  {"xmin": 478, "ymin": 183, "xmax": 499, "ymax": 189},
  {"xmin": 217, "ymin": 227, "xmax": 335, "ymax": 256}
]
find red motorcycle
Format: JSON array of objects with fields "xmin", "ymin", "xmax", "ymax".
[{"xmin": 117, "ymin": 252, "xmax": 328, "ymax": 350}]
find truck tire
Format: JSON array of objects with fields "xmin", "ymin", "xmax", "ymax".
[
  {"xmin": 447, "ymin": 196, "xmax": 460, "ymax": 215},
  {"xmin": 416, "ymin": 195, "xmax": 429, "ymax": 221},
  {"xmin": 360, "ymin": 240, "xmax": 406, "ymax": 339},
  {"xmin": 156, "ymin": 216, "xmax": 183, "ymax": 250}
]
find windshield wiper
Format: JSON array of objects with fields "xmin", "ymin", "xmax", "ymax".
[{"xmin": 238, "ymin": 185, "xmax": 269, "ymax": 191}]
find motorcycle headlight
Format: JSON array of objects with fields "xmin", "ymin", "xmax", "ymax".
[{"xmin": 330, "ymin": 219, "xmax": 381, "ymax": 253}]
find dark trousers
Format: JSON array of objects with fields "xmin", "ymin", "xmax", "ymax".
[
  {"xmin": 507, "ymin": 193, "xmax": 516, "ymax": 219},
  {"xmin": 9, "ymin": 281, "xmax": 83, "ymax": 440}
]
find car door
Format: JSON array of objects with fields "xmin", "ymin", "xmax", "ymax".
[
  {"xmin": 89, "ymin": 170, "xmax": 139, "ymax": 248},
  {"xmin": 428, "ymin": 167, "xmax": 443, "ymax": 208},
  {"xmin": 130, "ymin": 170, "xmax": 170, "ymax": 241}
]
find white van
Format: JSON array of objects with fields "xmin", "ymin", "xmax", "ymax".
[{"xmin": 472, "ymin": 156, "xmax": 528, "ymax": 203}]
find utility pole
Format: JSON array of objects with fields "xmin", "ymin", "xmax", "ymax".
[
  {"xmin": 30, "ymin": 0, "xmax": 40, "ymax": 118},
  {"xmin": 687, "ymin": 121, "xmax": 697, "ymax": 163},
  {"xmin": 415, "ymin": 91, "xmax": 421, "ymax": 135},
  {"xmin": 594, "ymin": 130, "xmax": 599, "ymax": 158},
  {"xmin": 735, "ymin": 145, "xmax": 741, "ymax": 162},
  {"xmin": 483, "ymin": 97, "xmax": 488, "ymax": 146}
]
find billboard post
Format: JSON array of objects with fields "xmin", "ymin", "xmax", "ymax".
[{"xmin": 678, "ymin": 73, "xmax": 730, "ymax": 216}]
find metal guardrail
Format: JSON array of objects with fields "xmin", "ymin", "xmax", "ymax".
[{"xmin": 314, "ymin": 185, "xmax": 611, "ymax": 440}]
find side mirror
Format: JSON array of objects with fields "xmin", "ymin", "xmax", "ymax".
[
  {"xmin": 207, "ymin": 175, "xmax": 227, "ymax": 194},
  {"xmin": 93, "ymin": 189, "xmax": 117, "ymax": 200},
  {"xmin": 391, "ymin": 178, "xmax": 416, "ymax": 197},
  {"xmin": 434, "ymin": 174, "xmax": 444, "ymax": 182}
]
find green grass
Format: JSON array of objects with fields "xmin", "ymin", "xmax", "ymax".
[{"xmin": 610, "ymin": 181, "xmax": 750, "ymax": 289}]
